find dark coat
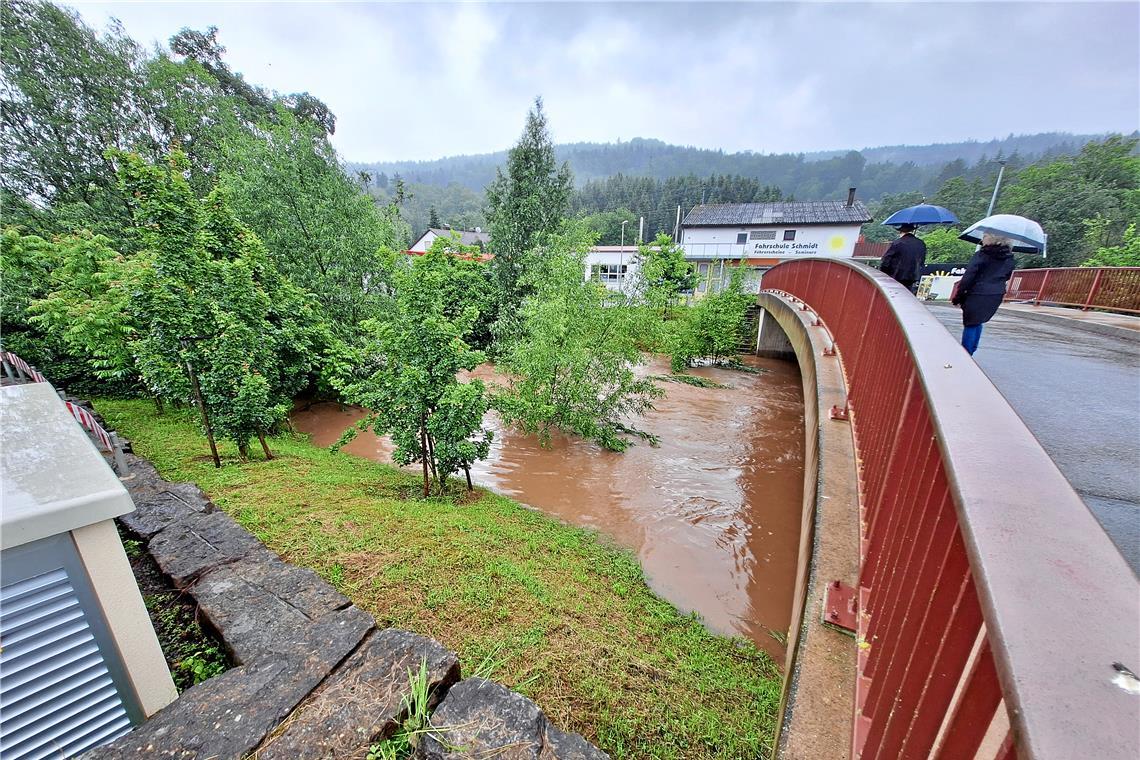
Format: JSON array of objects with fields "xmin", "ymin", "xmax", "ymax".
[
  {"xmin": 952, "ymin": 245, "xmax": 1016, "ymax": 326},
  {"xmin": 880, "ymin": 234, "xmax": 927, "ymax": 285}
]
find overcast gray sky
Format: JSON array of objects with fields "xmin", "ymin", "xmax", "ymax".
[{"xmin": 70, "ymin": 2, "xmax": 1139, "ymax": 163}]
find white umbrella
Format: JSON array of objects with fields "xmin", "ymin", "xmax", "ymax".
[{"xmin": 958, "ymin": 214, "xmax": 1047, "ymax": 255}]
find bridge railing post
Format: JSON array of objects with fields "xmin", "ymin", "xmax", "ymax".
[
  {"xmin": 1082, "ymin": 268, "xmax": 1105, "ymax": 311},
  {"xmin": 1033, "ymin": 269, "xmax": 1051, "ymax": 306}
]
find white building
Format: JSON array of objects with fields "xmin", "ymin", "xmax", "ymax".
[
  {"xmin": 584, "ymin": 245, "xmax": 645, "ymax": 292},
  {"xmin": 680, "ymin": 190, "xmax": 872, "ymax": 294},
  {"xmin": 409, "ymin": 227, "xmax": 490, "ymax": 253}
]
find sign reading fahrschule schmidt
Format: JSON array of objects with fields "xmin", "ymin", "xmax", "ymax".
[{"xmin": 753, "ymin": 241, "xmax": 821, "ymax": 254}]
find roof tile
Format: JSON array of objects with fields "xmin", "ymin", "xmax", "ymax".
[{"xmin": 682, "ymin": 201, "xmax": 873, "ymax": 226}]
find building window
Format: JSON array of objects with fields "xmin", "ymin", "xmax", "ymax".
[
  {"xmin": 783, "ymin": 230, "xmax": 797, "ymax": 241},
  {"xmin": 736, "ymin": 232, "xmax": 747, "ymax": 244},
  {"xmin": 696, "ymin": 263, "xmax": 709, "ymax": 293},
  {"xmin": 594, "ymin": 264, "xmax": 628, "ymax": 284},
  {"xmin": 750, "ymin": 230, "xmax": 776, "ymax": 240}
]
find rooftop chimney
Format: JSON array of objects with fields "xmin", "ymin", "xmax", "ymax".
[{"xmin": 846, "ymin": 187, "xmax": 857, "ymax": 207}]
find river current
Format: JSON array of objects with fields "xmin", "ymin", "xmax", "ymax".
[{"xmin": 292, "ymin": 354, "xmax": 804, "ymax": 661}]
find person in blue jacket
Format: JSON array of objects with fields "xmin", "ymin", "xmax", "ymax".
[{"xmin": 951, "ymin": 233, "xmax": 1016, "ymax": 354}]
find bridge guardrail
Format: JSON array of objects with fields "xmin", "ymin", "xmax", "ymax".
[
  {"xmin": 762, "ymin": 259, "xmax": 1137, "ymax": 759},
  {"xmin": 2, "ymin": 351, "xmax": 129, "ymax": 475},
  {"xmin": 1005, "ymin": 266, "xmax": 1140, "ymax": 314}
]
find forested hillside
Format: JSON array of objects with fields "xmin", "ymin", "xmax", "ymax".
[
  {"xmin": 380, "ymin": 134, "xmax": 1138, "ymax": 267},
  {"xmin": 355, "ymin": 131, "xmax": 1136, "ymax": 244},
  {"xmin": 351, "ymin": 132, "xmax": 1115, "ymax": 196}
]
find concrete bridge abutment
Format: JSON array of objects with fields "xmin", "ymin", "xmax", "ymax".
[{"xmin": 754, "ymin": 293, "xmax": 861, "ymax": 760}]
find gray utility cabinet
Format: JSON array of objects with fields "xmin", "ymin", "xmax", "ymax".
[{"xmin": 1, "ymin": 383, "xmax": 175, "ymax": 759}]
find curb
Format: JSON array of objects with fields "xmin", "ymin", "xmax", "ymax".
[{"xmin": 997, "ymin": 305, "xmax": 1140, "ymax": 344}]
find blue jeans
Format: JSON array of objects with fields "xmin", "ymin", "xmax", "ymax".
[{"xmin": 962, "ymin": 324, "xmax": 984, "ymax": 355}]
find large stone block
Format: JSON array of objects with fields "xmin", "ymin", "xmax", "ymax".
[
  {"xmin": 257, "ymin": 629, "xmax": 461, "ymax": 759},
  {"xmin": 191, "ymin": 553, "xmax": 360, "ymax": 664},
  {"xmin": 82, "ymin": 612, "xmax": 372, "ymax": 760},
  {"xmin": 119, "ymin": 483, "xmax": 213, "ymax": 539},
  {"xmin": 147, "ymin": 510, "xmax": 269, "ymax": 587},
  {"xmin": 418, "ymin": 678, "xmax": 608, "ymax": 760}
]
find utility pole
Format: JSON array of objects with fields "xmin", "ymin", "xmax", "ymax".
[
  {"xmin": 620, "ymin": 220, "xmax": 629, "ymax": 293},
  {"xmin": 986, "ymin": 160, "xmax": 1008, "ymax": 217}
]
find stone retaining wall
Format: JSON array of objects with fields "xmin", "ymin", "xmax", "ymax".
[{"xmin": 82, "ymin": 447, "xmax": 608, "ymax": 760}]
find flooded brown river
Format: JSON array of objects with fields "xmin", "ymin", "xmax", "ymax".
[{"xmin": 292, "ymin": 354, "xmax": 804, "ymax": 661}]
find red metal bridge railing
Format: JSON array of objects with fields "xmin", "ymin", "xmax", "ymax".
[
  {"xmin": 762, "ymin": 259, "xmax": 1138, "ymax": 760},
  {"xmin": 1005, "ymin": 266, "xmax": 1140, "ymax": 314}
]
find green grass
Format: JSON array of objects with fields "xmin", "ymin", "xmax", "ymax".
[{"xmin": 97, "ymin": 399, "xmax": 782, "ymax": 759}]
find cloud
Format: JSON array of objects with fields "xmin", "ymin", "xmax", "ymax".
[{"xmin": 68, "ymin": 1, "xmax": 1139, "ymax": 162}]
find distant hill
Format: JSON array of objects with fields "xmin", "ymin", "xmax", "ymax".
[
  {"xmin": 807, "ymin": 132, "xmax": 1109, "ymax": 167},
  {"xmin": 350, "ymin": 132, "xmax": 1114, "ymax": 200}
]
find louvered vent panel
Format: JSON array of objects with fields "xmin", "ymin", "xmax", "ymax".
[{"xmin": 1, "ymin": 568, "xmax": 132, "ymax": 759}]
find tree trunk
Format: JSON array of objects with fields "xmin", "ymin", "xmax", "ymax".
[
  {"xmin": 154, "ymin": 396, "xmax": 165, "ymax": 415},
  {"xmin": 425, "ymin": 431, "xmax": 439, "ymax": 483},
  {"xmin": 464, "ymin": 465, "xmax": 473, "ymax": 491},
  {"xmin": 419, "ymin": 417, "xmax": 430, "ymax": 498},
  {"xmin": 257, "ymin": 430, "xmax": 274, "ymax": 460},
  {"xmin": 238, "ymin": 442, "xmax": 249, "ymax": 461},
  {"xmin": 186, "ymin": 359, "xmax": 221, "ymax": 468}
]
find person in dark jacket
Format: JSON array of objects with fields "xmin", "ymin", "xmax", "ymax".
[
  {"xmin": 951, "ymin": 233, "xmax": 1016, "ymax": 354},
  {"xmin": 880, "ymin": 224, "xmax": 927, "ymax": 292}
]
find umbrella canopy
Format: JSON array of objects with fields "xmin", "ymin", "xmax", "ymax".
[
  {"xmin": 958, "ymin": 214, "xmax": 1047, "ymax": 254},
  {"xmin": 881, "ymin": 203, "xmax": 959, "ymax": 227}
]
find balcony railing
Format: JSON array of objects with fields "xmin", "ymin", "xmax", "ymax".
[
  {"xmin": 681, "ymin": 242, "xmax": 751, "ymax": 260},
  {"xmin": 762, "ymin": 258, "xmax": 1138, "ymax": 759}
]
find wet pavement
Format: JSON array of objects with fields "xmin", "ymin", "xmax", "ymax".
[
  {"xmin": 293, "ymin": 355, "xmax": 805, "ymax": 661},
  {"xmin": 929, "ymin": 304, "xmax": 1140, "ymax": 574}
]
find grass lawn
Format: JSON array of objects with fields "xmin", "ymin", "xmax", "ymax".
[{"xmin": 96, "ymin": 399, "xmax": 782, "ymax": 759}]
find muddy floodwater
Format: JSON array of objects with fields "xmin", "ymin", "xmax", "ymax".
[{"xmin": 292, "ymin": 354, "xmax": 804, "ymax": 661}]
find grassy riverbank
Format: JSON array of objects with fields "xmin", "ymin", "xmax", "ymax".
[{"xmin": 97, "ymin": 399, "xmax": 782, "ymax": 759}]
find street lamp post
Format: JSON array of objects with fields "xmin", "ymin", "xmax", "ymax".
[
  {"xmin": 986, "ymin": 159, "xmax": 1008, "ymax": 217},
  {"xmin": 620, "ymin": 219, "xmax": 629, "ymax": 292}
]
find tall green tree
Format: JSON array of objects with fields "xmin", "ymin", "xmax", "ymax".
[
  {"xmin": 1081, "ymin": 222, "xmax": 1140, "ymax": 267},
  {"xmin": 220, "ymin": 110, "xmax": 408, "ymax": 330},
  {"xmin": 919, "ymin": 226, "xmax": 976, "ymax": 264},
  {"xmin": 24, "ymin": 231, "xmax": 137, "ymax": 382},
  {"xmin": 1002, "ymin": 136, "xmax": 1140, "ymax": 266},
  {"xmin": 29, "ymin": 149, "xmax": 322, "ymax": 461},
  {"xmin": 578, "ymin": 207, "xmax": 636, "ymax": 245},
  {"xmin": 334, "ymin": 244, "xmax": 493, "ymax": 495},
  {"xmin": 0, "ymin": 0, "xmax": 157, "ymax": 239},
  {"xmin": 495, "ymin": 222, "xmax": 661, "ymax": 451},
  {"xmin": 416, "ymin": 234, "xmax": 497, "ymax": 350},
  {"xmin": 118, "ymin": 150, "xmax": 323, "ymax": 459},
  {"xmin": 485, "ymin": 97, "xmax": 573, "ymax": 344},
  {"xmin": 632, "ymin": 233, "xmax": 697, "ymax": 316},
  {"xmin": 670, "ymin": 265, "xmax": 753, "ymax": 372},
  {"xmin": 0, "ymin": 228, "xmax": 105, "ymax": 386},
  {"xmin": 194, "ymin": 185, "xmax": 326, "ymax": 458}
]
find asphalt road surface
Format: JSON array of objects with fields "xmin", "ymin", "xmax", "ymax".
[{"xmin": 929, "ymin": 304, "xmax": 1140, "ymax": 575}]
